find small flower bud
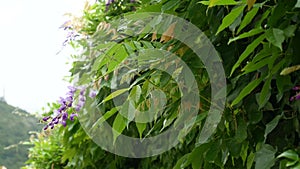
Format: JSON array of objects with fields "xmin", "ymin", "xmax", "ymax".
[
  {"xmin": 42, "ymin": 116, "xmax": 50, "ymax": 122},
  {"xmin": 70, "ymin": 113, "xmax": 78, "ymax": 121}
]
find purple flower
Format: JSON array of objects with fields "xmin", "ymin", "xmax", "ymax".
[
  {"xmin": 61, "ymin": 120, "xmax": 67, "ymax": 127},
  {"xmin": 58, "ymin": 104, "xmax": 67, "ymax": 112},
  {"xmin": 53, "ymin": 117, "xmax": 59, "ymax": 124},
  {"xmin": 70, "ymin": 113, "xmax": 78, "ymax": 121},
  {"xmin": 78, "ymin": 100, "xmax": 85, "ymax": 107},
  {"xmin": 66, "ymin": 96, "xmax": 73, "ymax": 102},
  {"xmin": 89, "ymin": 90, "xmax": 97, "ymax": 98},
  {"xmin": 80, "ymin": 87, "xmax": 86, "ymax": 95},
  {"xmin": 43, "ymin": 125, "xmax": 48, "ymax": 130},
  {"xmin": 43, "ymin": 116, "xmax": 50, "ymax": 122},
  {"xmin": 68, "ymin": 86, "xmax": 76, "ymax": 93},
  {"xmin": 41, "ymin": 85, "xmax": 87, "ymax": 129},
  {"xmin": 67, "ymin": 102, "xmax": 72, "ymax": 107},
  {"xmin": 295, "ymin": 93, "xmax": 300, "ymax": 100},
  {"xmin": 54, "ymin": 110, "xmax": 60, "ymax": 115},
  {"xmin": 58, "ymin": 97, "xmax": 66, "ymax": 105},
  {"xmin": 290, "ymin": 86, "xmax": 300, "ymax": 101},
  {"xmin": 75, "ymin": 105, "xmax": 81, "ymax": 112},
  {"xmin": 62, "ymin": 112, "xmax": 68, "ymax": 121},
  {"xmin": 293, "ymin": 86, "xmax": 300, "ymax": 91}
]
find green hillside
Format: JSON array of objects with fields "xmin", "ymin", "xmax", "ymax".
[{"xmin": 0, "ymin": 100, "xmax": 40, "ymax": 169}]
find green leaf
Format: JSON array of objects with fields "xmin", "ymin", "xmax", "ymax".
[
  {"xmin": 62, "ymin": 148, "xmax": 76, "ymax": 163},
  {"xmin": 241, "ymin": 142, "xmax": 249, "ymax": 165},
  {"xmin": 97, "ymin": 43, "xmax": 120, "ymax": 69},
  {"xmin": 107, "ymin": 45, "xmax": 128, "ymax": 73},
  {"xmin": 237, "ymin": 7, "xmax": 260, "ymax": 34},
  {"xmin": 216, "ymin": 5, "xmax": 246, "ymax": 35},
  {"xmin": 205, "ymin": 141, "xmax": 220, "ymax": 162},
  {"xmin": 255, "ymin": 144, "xmax": 276, "ymax": 169},
  {"xmin": 129, "ymin": 86, "xmax": 142, "ymax": 104},
  {"xmin": 295, "ymin": 0, "xmax": 300, "ymax": 8},
  {"xmin": 231, "ymin": 76, "xmax": 263, "ymax": 106},
  {"xmin": 247, "ymin": 151, "xmax": 255, "ymax": 169},
  {"xmin": 280, "ymin": 65, "xmax": 300, "ymax": 75},
  {"xmin": 242, "ymin": 56, "xmax": 271, "ymax": 74},
  {"xmin": 199, "ymin": 0, "xmax": 240, "ymax": 7},
  {"xmin": 173, "ymin": 153, "xmax": 191, "ymax": 169},
  {"xmin": 91, "ymin": 107, "xmax": 118, "ymax": 131},
  {"xmin": 229, "ymin": 28, "xmax": 264, "ymax": 44},
  {"xmin": 264, "ymin": 114, "xmax": 282, "ymax": 142},
  {"xmin": 276, "ymin": 75, "xmax": 291, "ymax": 101},
  {"xmin": 229, "ymin": 11, "xmax": 243, "ymax": 32},
  {"xmin": 284, "ymin": 25, "xmax": 297, "ymax": 38},
  {"xmin": 252, "ymin": 45, "xmax": 272, "ymax": 63},
  {"xmin": 162, "ymin": 0, "xmax": 181, "ymax": 11},
  {"xmin": 228, "ymin": 139, "xmax": 242, "ymax": 157},
  {"xmin": 112, "ymin": 113, "xmax": 127, "ymax": 144},
  {"xmin": 258, "ymin": 76, "xmax": 272, "ymax": 108},
  {"xmin": 136, "ymin": 122, "xmax": 146, "ymax": 138},
  {"xmin": 230, "ymin": 33, "xmax": 266, "ymax": 76},
  {"xmin": 277, "ymin": 150, "xmax": 299, "ymax": 161},
  {"xmin": 291, "ymin": 162, "xmax": 300, "ymax": 169},
  {"xmin": 235, "ymin": 117, "xmax": 248, "ymax": 142},
  {"xmin": 270, "ymin": 57, "xmax": 286, "ymax": 75},
  {"xmin": 266, "ymin": 28, "xmax": 285, "ymax": 51},
  {"xmin": 101, "ymin": 88, "xmax": 129, "ymax": 103},
  {"xmin": 189, "ymin": 143, "xmax": 210, "ymax": 169}
]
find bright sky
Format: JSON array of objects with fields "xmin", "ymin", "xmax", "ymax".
[{"xmin": 0, "ymin": 0, "xmax": 88, "ymax": 113}]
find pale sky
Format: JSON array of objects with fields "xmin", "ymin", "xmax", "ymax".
[{"xmin": 0, "ymin": 0, "xmax": 89, "ymax": 113}]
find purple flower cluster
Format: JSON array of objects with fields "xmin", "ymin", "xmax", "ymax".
[
  {"xmin": 42, "ymin": 86, "xmax": 98, "ymax": 130},
  {"xmin": 290, "ymin": 86, "xmax": 300, "ymax": 101}
]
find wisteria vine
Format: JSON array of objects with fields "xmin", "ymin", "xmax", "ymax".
[{"xmin": 42, "ymin": 86, "xmax": 97, "ymax": 130}]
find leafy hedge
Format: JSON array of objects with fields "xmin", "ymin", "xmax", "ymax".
[{"xmin": 24, "ymin": 0, "xmax": 300, "ymax": 168}]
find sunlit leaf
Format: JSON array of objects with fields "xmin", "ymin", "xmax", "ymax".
[
  {"xmin": 101, "ymin": 88, "xmax": 129, "ymax": 103},
  {"xmin": 112, "ymin": 113, "xmax": 127, "ymax": 144},
  {"xmin": 199, "ymin": 0, "xmax": 239, "ymax": 7},
  {"xmin": 230, "ymin": 33, "xmax": 266, "ymax": 76},
  {"xmin": 277, "ymin": 150, "xmax": 299, "ymax": 161},
  {"xmin": 280, "ymin": 65, "xmax": 300, "ymax": 75},
  {"xmin": 247, "ymin": 151, "xmax": 255, "ymax": 169},
  {"xmin": 229, "ymin": 28, "xmax": 264, "ymax": 44},
  {"xmin": 136, "ymin": 122, "xmax": 146, "ymax": 138},
  {"xmin": 295, "ymin": 0, "xmax": 300, "ymax": 8},
  {"xmin": 216, "ymin": 5, "xmax": 246, "ymax": 35},
  {"xmin": 237, "ymin": 7, "xmax": 260, "ymax": 34}
]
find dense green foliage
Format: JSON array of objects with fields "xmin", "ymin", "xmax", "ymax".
[
  {"xmin": 0, "ymin": 101, "xmax": 39, "ymax": 168},
  {"xmin": 25, "ymin": 0, "xmax": 300, "ymax": 168}
]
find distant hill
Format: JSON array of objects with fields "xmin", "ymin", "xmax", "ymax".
[{"xmin": 0, "ymin": 100, "xmax": 41, "ymax": 169}]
